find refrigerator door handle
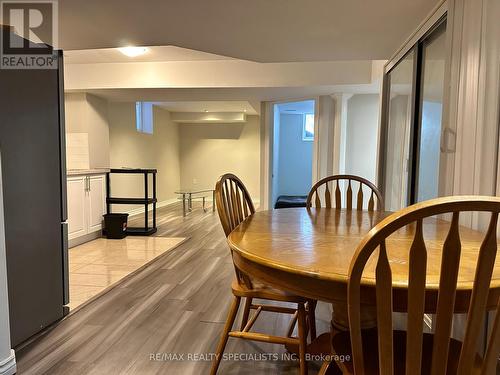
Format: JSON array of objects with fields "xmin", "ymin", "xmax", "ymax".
[
  {"xmin": 61, "ymin": 222, "xmax": 69, "ymax": 305},
  {"xmin": 58, "ymin": 51, "xmax": 68, "ymax": 222}
]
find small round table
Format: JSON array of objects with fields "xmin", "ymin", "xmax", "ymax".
[{"xmin": 228, "ymin": 208, "xmax": 500, "ymax": 331}]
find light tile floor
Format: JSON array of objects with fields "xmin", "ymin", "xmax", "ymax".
[{"xmin": 68, "ymin": 236, "xmax": 186, "ymax": 310}]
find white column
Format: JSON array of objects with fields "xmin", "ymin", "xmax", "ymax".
[
  {"xmin": 259, "ymin": 101, "xmax": 273, "ymax": 210},
  {"xmin": 0, "ymin": 152, "xmax": 16, "ymax": 375},
  {"xmin": 314, "ymin": 95, "xmax": 336, "ymax": 181},
  {"xmin": 331, "ymin": 93, "xmax": 353, "ymax": 175}
]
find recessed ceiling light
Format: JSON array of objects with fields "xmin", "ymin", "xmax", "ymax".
[
  {"xmin": 204, "ymin": 110, "xmax": 209, "ymax": 112},
  {"xmin": 243, "ymin": 109, "xmax": 247, "ymax": 112},
  {"xmin": 118, "ymin": 46, "xmax": 149, "ymax": 57}
]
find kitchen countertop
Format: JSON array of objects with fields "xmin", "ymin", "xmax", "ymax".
[{"xmin": 67, "ymin": 168, "xmax": 110, "ymax": 176}]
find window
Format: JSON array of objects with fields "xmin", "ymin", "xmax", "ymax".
[
  {"xmin": 302, "ymin": 113, "xmax": 314, "ymax": 141},
  {"xmin": 136, "ymin": 102, "xmax": 153, "ymax": 134}
]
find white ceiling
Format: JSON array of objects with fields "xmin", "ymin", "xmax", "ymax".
[
  {"xmin": 64, "ymin": 46, "xmax": 233, "ymax": 64},
  {"xmin": 58, "ymin": 0, "xmax": 440, "ymax": 62},
  {"xmin": 154, "ymin": 101, "xmax": 258, "ymax": 114}
]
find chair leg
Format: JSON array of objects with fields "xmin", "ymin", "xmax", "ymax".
[
  {"xmin": 307, "ymin": 300, "xmax": 317, "ymax": 341},
  {"xmin": 318, "ymin": 360, "xmax": 331, "ymax": 375},
  {"xmin": 210, "ymin": 296, "xmax": 241, "ymax": 375},
  {"xmin": 286, "ymin": 311, "xmax": 299, "ymax": 337},
  {"xmin": 240, "ymin": 297, "xmax": 253, "ymax": 330},
  {"xmin": 318, "ymin": 360, "xmax": 343, "ymax": 375},
  {"xmin": 297, "ymin": 303, "xmax": 308, "ymax": 375}
]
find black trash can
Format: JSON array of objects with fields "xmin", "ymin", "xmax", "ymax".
[{"xmin": 103, "ymin": 213, "xmax": 129, "ymax": 239}]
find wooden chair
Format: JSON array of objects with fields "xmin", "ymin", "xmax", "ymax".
[
  {"xmin": 306, "ymin": 174, "xmax": 384, "ymax": 211},
  {"xmin": 211, "ymin": 173, "xmax": 317, "ymax": 375},
  {"xmin": 332, "ymin": 196, "xmax": 500, "ymax": 374}
]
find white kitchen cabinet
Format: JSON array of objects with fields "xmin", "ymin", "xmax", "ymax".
[
  {"xmin": 67, "ymin": 173, "xmax": 106, "ymax": 244},
  {"xmin": 67, "ymin": 176, "xmax": 87, "ymax": 239},
  {"xmin": 87, "ymin": 175, "xmax": 106, "ymax": 233}
]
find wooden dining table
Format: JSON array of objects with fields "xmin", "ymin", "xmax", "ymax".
[{"xmin": 227, "ymin": 207, "xmax": 500, "ymax": 354}]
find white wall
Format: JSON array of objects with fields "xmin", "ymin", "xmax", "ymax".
[
  {"xmin": 0, "ymin": 154, "xmax": 16, "ymax": 375},
  {"xmin": 179, "ymin": 115, "xmax": 260, "ymax": 201},
  {"xmin": 446, "ymin": 0, "xmax": 500, "ymax": 232},
  {"xmin": 108, "ymin": 104, "xmax": 181, "ymax": 212},
  {"xmin": 65, "ymin": 93, "xmax": 110, "ymax": 169},
  {"xmin": 344, "ymin": 94, "xmax": 380, "ymax": 183},
  {"xmin": 277, "ymin": 113, "xmax": 313, "ymax": 197}
]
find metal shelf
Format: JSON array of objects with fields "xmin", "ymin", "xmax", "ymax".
[
  {"xmin": 106, "ymin": 197, "xmax": 157, "ymax": 205},
  {"xmin": 106, "ymin": 169, "xmax": 158, "ymax": 236}
]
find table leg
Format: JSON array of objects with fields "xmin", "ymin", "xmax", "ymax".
[
  {"xmin": 212, "ymin": 190, "xmax": 216, "ymax": 212},
  {"xmin": 285, "ymin": 302, "xmax": 376, "ymax": 369},
  {"xmin": 203, "ymin": 196, "xmax": 207, "ymax": 212},
  {"xmin": 182, "ymin": 194, "xmax": 187, "ymax": 217},
  {"xmin": 188, "ymin": 193, "xmax": 193, "ymax": 212}
]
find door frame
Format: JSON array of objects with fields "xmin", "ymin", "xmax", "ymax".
[{"xmin": 261, "ymin": 97, "xmax": 320, "ymax": 210}]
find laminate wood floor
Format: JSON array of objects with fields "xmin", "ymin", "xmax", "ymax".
[{"xmin": 16, "ymin": 203, "xmax": 333, "ymax": 374}]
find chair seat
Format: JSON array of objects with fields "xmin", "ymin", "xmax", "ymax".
[
  {"xmin": 231, "ymin": 278, "xmax": 309, "ymax": 303},
  {"xmin": 331, "ymin": 329, "xmax": 483, "ymax": 374}
]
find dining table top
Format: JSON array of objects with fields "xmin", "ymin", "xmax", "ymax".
[{"xmin": 228, "ymin": 208, "xmax": 500, "ymax": 293}]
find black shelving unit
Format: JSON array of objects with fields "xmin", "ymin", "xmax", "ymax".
[{"xmin": 106, "ymin": 169, "xmax": 157, "ymax": 235}]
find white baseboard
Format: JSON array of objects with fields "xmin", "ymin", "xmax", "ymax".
[
  {"xmin": 0, "ymin": 350, "xmax": 16, "ymax": 375},
  {"xmin": 69, "ymin": 230, "xmax": 101, "ymax": 248},
  {"xmin": 204, "ymin": 198, "xmax": 260, "ymax": 203},
  {"xmin": 126, "ymin": 199, "xmax": 178, "ymax": 218}
]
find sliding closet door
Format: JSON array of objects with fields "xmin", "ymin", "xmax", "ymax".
[
  {"xmin": 415, "ymin": 21, "xmax": 447, "ymax": 202},
  {"xmin": 383, "ymin": 52, "xmax": 415, "ymax": 211},
  {"xmin": 381, "ymin": 16, "xmax": 448, "ymax": 209}
]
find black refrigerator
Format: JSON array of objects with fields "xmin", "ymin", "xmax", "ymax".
[{"xmin": 0, "ymin": 26, "xmax": 69, "ymax": 346}]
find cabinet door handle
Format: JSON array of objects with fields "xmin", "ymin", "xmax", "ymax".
[{"xmin": 87, "ymin": 177, "xmax": 91, "ymax": 192}]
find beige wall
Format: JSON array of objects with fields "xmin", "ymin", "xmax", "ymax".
[
  {"xmin": 65, "ymin": 92, "xmax": 110, "ymax": 169},
  {"xmin": 179, "ymin": 115, "xmax": 260, "ymax": 201},
  {"xmin": 67, "ymin": 97, "xmax": 260, "ymax": 211},
  {"xmin": 108, "ymin": 103, "xmax": 181, "ymax": 212}
]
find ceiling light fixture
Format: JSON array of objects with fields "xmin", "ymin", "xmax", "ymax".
[{"xmin": 118, "ymin": 46, "xmax": 149, "ymax": 57}]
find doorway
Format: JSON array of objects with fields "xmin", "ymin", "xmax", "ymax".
[{"xmin": 271, "ymin": 100, "xmax": 316, "ymax": 208}]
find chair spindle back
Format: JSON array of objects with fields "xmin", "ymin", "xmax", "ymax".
[
  {"xmin": 307, "ymin": 174, "xmax": 384, "ymax": 211},
  {"xmin": 348, "ymin": 196, "xmax": 500, "ymax": 375}
]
